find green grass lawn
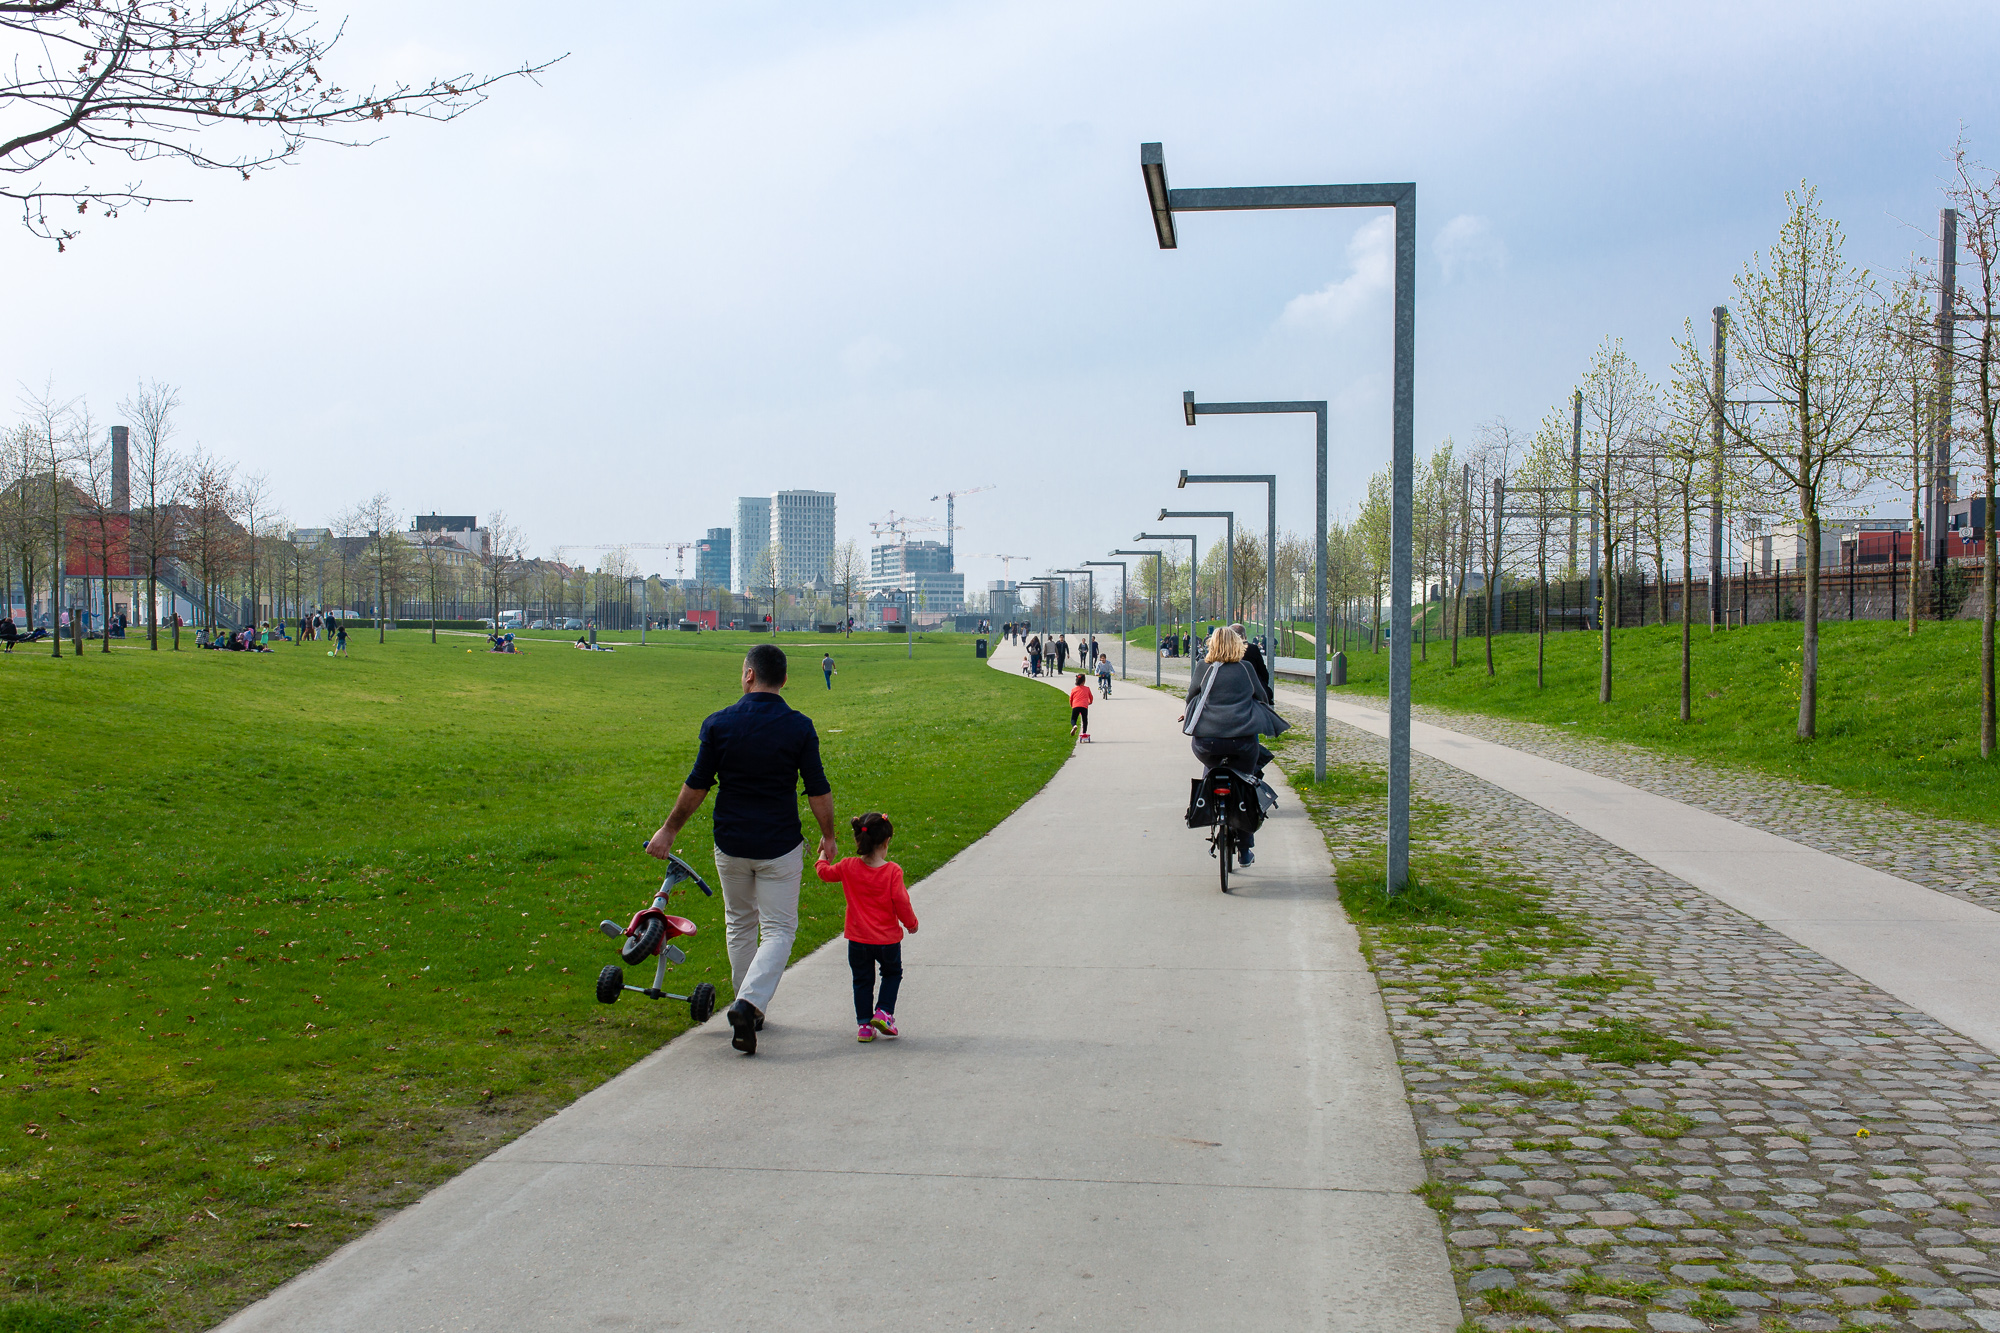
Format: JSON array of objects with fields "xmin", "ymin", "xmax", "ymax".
[
  {"xmin": 1329, "ymin": 617, "xmax": 2000, "ymax": 825},
  {"xmin": 0, "ymin": 630, "xmax": 1068, "ymax": 1332}
]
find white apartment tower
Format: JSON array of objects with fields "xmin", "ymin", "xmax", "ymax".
[{"xmin": 771, "ymin": 490, "xmax": 836, "ymax": 587}]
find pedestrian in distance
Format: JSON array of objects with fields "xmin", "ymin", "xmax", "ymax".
[
  {"xmin": 822, "ymin": 652, "xmax": 836, "ymax": 689},
  {"xmin": 334, "ymin": 624, "xmax": 348, "ymax": 657},
  {"xmin": 815, "ymin": 811, "xmax": 917, "ymax": 1042},
  {"xmin": 1027, "ymin": 634, "xmax": 1041, "ymax": 676},
  {"xmin": 1069, "ymin": 672, "xmax": 1093, "ymax": 742},
  {"xmin": 645, "ymin": 643, "xmax": 837, "ymax": 1056}
]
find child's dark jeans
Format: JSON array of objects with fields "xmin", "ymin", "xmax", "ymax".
[{"xmin": 848, "ymin": 941, "xmax": 903, "ymax": 1023}]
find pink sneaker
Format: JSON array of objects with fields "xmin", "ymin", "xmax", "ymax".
[
  {"xmin": 870, "ymin": 1010, "xmax": 899, "ymax": 1038},
  {"xmin": 856, "ymin": 1024, "xmax": 875, "ymax": 1042}
]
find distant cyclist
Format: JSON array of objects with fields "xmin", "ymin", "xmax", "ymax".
[{"xmin": 1095, "ymin": 653, "xmax": 1112, "ymax": 697}]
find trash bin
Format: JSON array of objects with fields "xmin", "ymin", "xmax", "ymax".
[
  {"xmin": 1330, "ymin": 651, "xmax": 1347, "ymax": 686},
  {"xmin": 975, "ymin": 638, "xmax": 988, "ymax": 659}
]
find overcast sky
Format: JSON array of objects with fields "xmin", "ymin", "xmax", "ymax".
[{"xmin": 4, "ymin": 0, "xmax": 1995, "ymax": 589}]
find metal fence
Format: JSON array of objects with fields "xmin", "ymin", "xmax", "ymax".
[{"xmin": 1458, "ymin": 558, "xmax": 1986, "ymax": 634}]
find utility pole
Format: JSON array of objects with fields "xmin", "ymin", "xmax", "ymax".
[
  {"xmin": 1710, "ymin": 306, "xmax": 1727, "ymax": 630},
  {"xmin": 1935, "ymin": 208, "xmax": 1959, "ymax": 617}
]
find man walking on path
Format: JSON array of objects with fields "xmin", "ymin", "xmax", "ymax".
[{"xmin": 645, "ymin": 643, "xmax": 837, "ymax": 1056}]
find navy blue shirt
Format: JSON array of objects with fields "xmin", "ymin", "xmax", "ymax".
[{"xmin": 685, "ymin": 691, "xmax": 832, "ymax": 859}]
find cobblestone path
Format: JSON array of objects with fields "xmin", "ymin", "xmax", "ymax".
[{"xmin": 1275, "ymin": 697, "xmax": 2000, "ymax": 1333}]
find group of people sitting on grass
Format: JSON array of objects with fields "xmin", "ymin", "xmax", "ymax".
[
  {"xmin": 0, "ymin": 616, "xmax": 49, "ymax": 651},
  {"xmin": 573, "ymin": 635, "xmax": 613, "ymax": 651},
  {"xmin": 488, "ymin": 632, "xmax": 521, "ymax": 653},
  {"xmin": 200, "ymin": 626, "xmax": 273, "ymax": 652}
]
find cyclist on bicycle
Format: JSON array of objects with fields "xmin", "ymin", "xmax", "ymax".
[
  {"xmin": 1179, "ymin": 626, "xmax": 1284, "ymax": 866},
  {"xmin": 1095, "ymin": 653, "xmax": 1113, "ymax": 696}
]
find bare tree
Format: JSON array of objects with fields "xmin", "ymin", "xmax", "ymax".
[
  {"xmin": 118, "ymin": 380, "xmax": 181, "ymax": 647},
  {"xmin": 1475, "ymin": 418, "xmax": 1525, "ymax": 676},
  {"xmin": 415, "ymin": 537, "xmax": 457, "ymax": 643},
  {"xmin": 1717, "ymin": 185, "xmax": 1893, "ymax": 740},
  {"xmin": 348, "ymin": 492, "xmax": 405, "ymax": 641},
  {"xmin": 1415, "ymin": 438, "xmax": 1456, "ymax": 663},
  {"xmin": 0, "ymin": 422, "xmax": 49, "ymax": 645},
  {"xmin": 237, "ymin": 471, "xmax": 274, "ymax": 631},
  {"xmin": 831, "ymin": 538, "xmax": 864, "ymax": 635},
  {"xmin": 1579, "ymin": 337, "xmax": 1659, "ymax": 702},
  {"xmin": 479, "ymin": 511, "xmax": 523, "ymax": 625},
  {"xmin": 17, "ymin": 383, "xmax": 81, "ymax": 655},
  {"xmin": 0, "ymin": 4, "xmax": 555, "ymax": 246},
  {"xmin": 179, "ymin": 446, "xmax": 241, "ymax": 632}
]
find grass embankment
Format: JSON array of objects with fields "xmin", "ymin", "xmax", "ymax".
[
  {"xmin": 1332, "ymin": 617, "xmax": 2000, "ymax": 825},
  {"xmin": 0, "ymin": 631, "xmax": 1068, "ymax": 1332}
]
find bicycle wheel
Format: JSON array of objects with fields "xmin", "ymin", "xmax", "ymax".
[{"xmin": 1214, "ymin": 822, "xmax": 1231, "ymax": 894}]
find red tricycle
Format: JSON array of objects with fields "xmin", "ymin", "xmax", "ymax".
[{"xmin": 595, "ymin": 851, "xmax": 718, "ymax": 1024}]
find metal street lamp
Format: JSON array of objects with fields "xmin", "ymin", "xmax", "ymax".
[
  {"xmin": 1020, "ymin": 578, "xmax": 1057, "ymax": 640},
  {"xmin": 1085, "ymin": 560, "xmax": 1128, "ymax": 680},
  {"xmin": 1135, "ymin": 531, "xmax": 1198, "ymax": 664},
  {"xmin": 1112, "ymin": 549, "xmax": 1164, "ymax": 686},
  {"xmin": 1159, "ymin": 508, "xmax": 1233, "ymax": 626},
  {"xmin": 1181, "ymin": 396, "xmax": 1327, "ymax": 782},
  {"xmin": 1057, "ymin": 568, "xmax": 1095, "ymax": 664},
  {"xmin": 1142, "ymin": 141, "xmax": 1415, "ymax": 890},
  {"xmin": 1179, "ymin": 469, "xmax": 1276, "ymax": 669}
]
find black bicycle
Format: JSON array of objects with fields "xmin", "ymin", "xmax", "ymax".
[{"xmin": 1188, "ymin": 768, "xmax": 1256, "ymax": 894}]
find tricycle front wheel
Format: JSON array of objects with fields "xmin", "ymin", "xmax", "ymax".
[
  {"xmin": 595, "ymin": 965, "xmax": 624, "ymax": 1004},
  {"xmin": 689, "ymin": 982, "xmax": 716, "ymax": 1024}
]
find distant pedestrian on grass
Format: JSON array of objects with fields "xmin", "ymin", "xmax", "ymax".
[
  {"xmin": 815, "ymin": 811, "xmax": 917, "ymax": 1042},
  {"xmin": 822, "ymin": 652, "xmax": 836, "ymax": 689},
  {"xmin": 1069, "ymin": 673, "xmax": 1093, "ymax": 741},
  {"xmin": 335, "ymin": 624, "xmax": 348, "ymax": 657},
  {"xmin": 645, "ymin": 643, "xmax": 837, "ymax": 1056}
]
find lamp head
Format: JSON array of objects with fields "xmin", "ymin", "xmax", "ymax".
[
  {"xmin": 1183, "ymin": 391, "xmax": 1196, "ymax": 426},
  {"xmin": 1141, "ymin": 143, "xmax": 1177, "ymax": 249},
  {"xmin": 1157, "ymin": 509, "xmax": 1168, "ymax": 521},
  {"xmin": 1177, "ymin": 468, "xmax": 1188, "ymax": 488}
]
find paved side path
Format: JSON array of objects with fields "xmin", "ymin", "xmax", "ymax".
[
  {"xmin": 217, "ymin": 644, "xmax": 1456, "ymax": 1333},
  {"xmin": 1143, "ymin": 647, "xmax": 2000, "ymax": 1060},
  {"xmin": 1317, "ymin": 692, "xmax": 2000, "ymax": 1060}
]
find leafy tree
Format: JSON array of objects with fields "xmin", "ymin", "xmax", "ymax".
[{"xmin": 1715, "ymin": 185, "xmax": 1893, "ymax": 740}]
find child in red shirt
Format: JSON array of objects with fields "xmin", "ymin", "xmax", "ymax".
[
  {"xmin": 1068, "ymin": 674, "xmax": 1094, "ymax": 741},
  {"xmin": 814, "ymin": 811, "xmax": 918, "ymax": 1041}
]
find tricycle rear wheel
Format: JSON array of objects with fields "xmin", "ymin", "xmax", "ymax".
[{"xmin": 689, "ymin": 982, "xmax": 716, "ymax": 1024}]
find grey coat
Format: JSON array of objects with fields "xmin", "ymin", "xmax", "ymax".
[{"xmin": 1185, "ymin": 658, "xmax": 1275, "ymax": 738}]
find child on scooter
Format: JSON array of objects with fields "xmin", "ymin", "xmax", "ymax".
[
  {"xmin": 1068, "ymin": 673, "xmax": 1094, "ymax": 741},
  {"xmin": 814, "ymin": 812, "xmax": 918, "ymax": 1042}
]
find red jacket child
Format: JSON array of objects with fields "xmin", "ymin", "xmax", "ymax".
[{"xmin": 815, "ymin": 855, "xmax": 918, "ymax": 944}]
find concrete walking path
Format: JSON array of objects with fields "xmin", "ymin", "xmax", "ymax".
[{"xmin": 216, "ymin": 643, "xmax": 1457, "ymax": 1332}]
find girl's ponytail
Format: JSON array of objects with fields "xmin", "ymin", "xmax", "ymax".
[{"xmin": 851, "ymin": 811, "xmax": 893, "ymax": 856}]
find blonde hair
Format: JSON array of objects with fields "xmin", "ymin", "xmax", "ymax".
[{"xmin": 1206, "ymin": 625, "xmax": 1246, "ymax": 663}]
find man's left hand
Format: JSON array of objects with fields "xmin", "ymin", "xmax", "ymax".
[{"xmin": 818, "ymin": 834, "xmax": 839, "ymax": 863}]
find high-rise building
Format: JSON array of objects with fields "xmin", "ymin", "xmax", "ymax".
[
  {"xmin": 734, "ymin": 497, "xmax": 770, "ymax": 593},
  {"xmin": 696, "ymin": 527, "xmax": 731, "ymax": 589},
  {"xmin": 771, "ymin": 490, "xmax": 836, "ymax": 587}
]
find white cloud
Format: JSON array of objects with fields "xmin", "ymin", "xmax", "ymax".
[
  {"xmin": 1434, "ymin": 214, "xmax": 1507, "ymax": 282},
  {"xmin": 1280, "ymin": 215, "xmax": 1394, "ymax": 330}
]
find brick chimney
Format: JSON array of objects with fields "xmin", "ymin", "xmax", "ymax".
[{"xmin": 110, "ymin": 425, "xmax": 129, "ymax": 514}]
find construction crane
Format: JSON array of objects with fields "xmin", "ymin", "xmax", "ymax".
[
  {"xmin": 970, "ymin": 553, "xmax": 1032, "ymax": 580},
  {"xmin": 929, "ymin": 484, "xmax": 994, "ymax": 568}
]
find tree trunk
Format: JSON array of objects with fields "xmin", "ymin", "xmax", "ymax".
[
  {"xmin": 1598, "ymin": 489, "xmax": 1613, "ymax": 704},
  {"xmin": 1799, "ymin": 501, "xmax": 1820, "ymax": 741},
  {"xmin": 1911, "ymin": 396, "xmax": 1923, "ymax": 637},
  {"xmin": 1985, "ymin": 382, "xmax": 1997, "ymax": 759},
  {"xmin": 1680, "ymin": 488, "xmax": 1693, "ymax": 723}
]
